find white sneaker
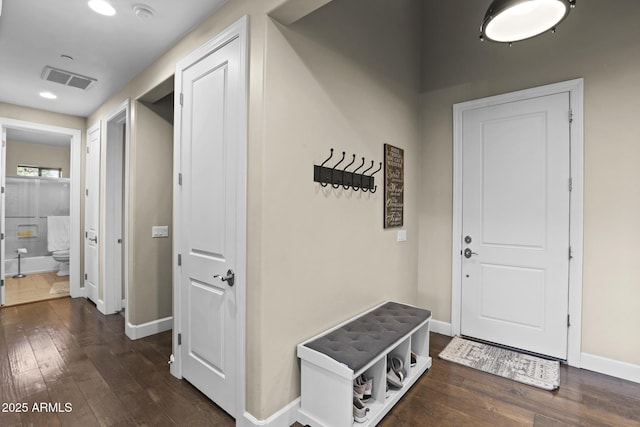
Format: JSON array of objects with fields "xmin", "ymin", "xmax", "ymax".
[{"xmin": 353, "ymin": 396, "xmax": 369, "ymax": 423}]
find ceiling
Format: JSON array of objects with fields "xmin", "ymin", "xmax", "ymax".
[{"xmin": 0, "ymin": 0, "xmax": 227, "ymax": 118}]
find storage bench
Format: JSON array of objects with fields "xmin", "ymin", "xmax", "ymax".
[{"xmin": 297, "ymin": 301, "xmax": 432, "ymax": 427}]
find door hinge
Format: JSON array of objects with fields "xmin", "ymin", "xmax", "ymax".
[
  {"xmin": 1, "ymin": 233, "xmax": 4, "ymax": 240},
  {"xmin": 180, "ymin": 93, "xmax": 184, "ymax": 106},
  {"xmin": 178, "ymin": 254, "xmax": 182, "ymax": 266},
  {"xmin": 1, "ymin": 279, "xmax": 4, "ymax": 288},
  {"xmin": 1, "ymin": 186, "xmax": 4, "ymax": 194},
  {"xmin": 568, "ymin": 246, "xmax": 573, "ymax": 260},
  {"xmin": 568, "ymin": 109, "xmax": 573, "ymax": 123},
  {"xmin": 85, "ymin": 231, "xmax": 88, "ymax": 238},
  {"xmin": 178, "ymin": 333, "xmax": 182, "ymax": 345},
  {"xmin": 85, "ymin": 189, "xmax": 89, "ymax": 197},
  {"xmin": 84, "ymin": 273, "xmax": 88, "ymax": 280},
  {"xmin": 86, "ymin": 146, "xmax": 90, "ymax": 154},
  {"xmin": 178, "ymin": 173, "xmax": 182, "ymax": 186},
  {"xmin": 567, "ymin": 314, "xmax": 571, "ymax": 327},
  {"xmin": 568, "ymin": 177, "xmax": 573, "ymax": 192}
]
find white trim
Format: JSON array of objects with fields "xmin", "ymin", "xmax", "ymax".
[
  {"xmin": 172, "ymin": 16, "xmax": 248, "ymax": 424},
  {"xmin": 451, "ymin": 78, "xmax": 584, "ymax": 367},
  {"xmin": 102, "ymin": 100, "xmax": 129, "ymax": 316},
  {"xmin": 0, "ymin": 117, "xmax": 82, "ymax": 300},
  {"xmin": 126, "ymin": 316, "xmax": 173, "ymax": 340},
  {"xmin": 241, "ymin": 399, "xmax": 300, "ymax": 427},
  {"xmin": 430, "ymin": 319, "xmax": 453, "ymax": 336},
  {"xmin": 581, "ymin": 353, "xmax": 640, "ymax": 384}
]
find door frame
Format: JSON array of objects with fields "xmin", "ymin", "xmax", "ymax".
[
  {"xmin": 171, "ymin": 15, "xmax": 248, "ymax": 420},
  {"xmin": 451, "ymin": 78, "xmax": 584, "ymax": 367},
  {"xmin": 0, "ymin": 117, "xmax": 82, "ymax": 302},
  {"xmin": 102, "ymin": 100, "xmax": 130, "ymax": 315}
]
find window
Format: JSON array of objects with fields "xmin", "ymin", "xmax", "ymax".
[{"xmin": 17, "ymin": 165, "xmax": 62, "ymax": 178}]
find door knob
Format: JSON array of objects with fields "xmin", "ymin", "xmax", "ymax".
[
  {"xmin": 464, "ymin": 248, "xmax": 478, "ymax": 259},
  {"xmin": 214, "ymin": 269, "xmax": 235, "ymax": 287}
]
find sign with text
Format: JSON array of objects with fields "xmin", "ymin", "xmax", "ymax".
[{"xmin": 384, "ymin": 143, "xmax": 404, "ymax": 228}]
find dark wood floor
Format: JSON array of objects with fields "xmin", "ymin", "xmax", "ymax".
[
  {"xmin": 0, "ymin": 297, "xmax": 234, "ymax": 426},
  {"xmin": 2, "ymin": 298, "xmax": 639, "ymax": 426},
  {"xmin": 377, "ymin": 333, "xmax": 640, "ymax": 426}
]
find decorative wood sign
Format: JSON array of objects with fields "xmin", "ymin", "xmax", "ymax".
[{"xmin": 384, "ymin": 143, "xmax": 404, "ymax": 228}]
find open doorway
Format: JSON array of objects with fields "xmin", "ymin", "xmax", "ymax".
[
  {"xmin": 0, "ymin": 118, "xmax": 82, "ymax": 307},
  {"xmin": 103, "ymin": 101, "xmax": 129, "ymax": 315}
]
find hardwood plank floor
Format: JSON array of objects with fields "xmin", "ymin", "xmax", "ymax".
[
  {"xmin": 0, "ymin": 297, "xmax": 234, "ymax": 427},
  {"xmin": 1, "ymin": 297, "xmax": 639, "ymax": 426}
]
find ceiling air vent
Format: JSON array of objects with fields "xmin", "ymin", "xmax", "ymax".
[{"xmin": 41, "ymin": 66, "xmax": 97, "ymax": 91}]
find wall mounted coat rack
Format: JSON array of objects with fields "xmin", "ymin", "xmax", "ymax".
[{"xmin": 314, "ymin": 149, "xmax": 382, "ymax": 192}]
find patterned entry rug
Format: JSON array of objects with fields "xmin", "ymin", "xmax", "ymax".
[
  {"xmin": 439, "ymin": 336, "xmax": 560, "ymax": 390},
  {"xmin": 49, "ymin": 282, "xmax": 70, "ymax": 295}
]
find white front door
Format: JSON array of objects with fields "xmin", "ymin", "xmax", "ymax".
[
  {"xmin": 461, "ymin": 92, "xmax": 571, "ymax": 359},
  {"xmin": 85, "ymin": 124, "xmax": 100, "ymax": 306},
  {"xmin": 176, "ymin": 25, "xmax": 246, "ymax": 417}
]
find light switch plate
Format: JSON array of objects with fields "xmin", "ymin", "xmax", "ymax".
[
  {"xmin": 397, "ymin": 229, "xmax": 407, "ymax": 242},
  {"xmin": 152, "ymin": 226, "xmax": 169, "ymax": 238}
]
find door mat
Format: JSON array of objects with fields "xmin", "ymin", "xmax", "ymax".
[
  {"xmin": 439, "ymin": 336, "xmax": 560, "ymax": 390},
  {"xmin": 49, "ymin": 282, "xmax": 70, "ymax": 295}
]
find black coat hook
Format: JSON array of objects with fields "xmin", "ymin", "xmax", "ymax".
[
  {"xmin": 351, "ymin": 157, "xmax": 365, "ymax": 191},
  {"xmin": 331, "ymin": 151, "xmax": 346, "ymax": 189},
  {"xmin": 370, "ymin": 162, "xmax": 382, "ymax": 193},
  {"xmin": 342, "ymin": 154, "xmax": 356, "ymax": 189},
  {"xmin": 318, "ymin": 149, "xmax": 334, "ymax": 187},
  {"xmin": 361, "ymin": 161, "xmax": 374, "ymax": 192}
]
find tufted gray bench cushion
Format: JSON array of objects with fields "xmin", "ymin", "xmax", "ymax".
[{"xmin": 303, "ymin": 302, "xmax": 431, "ymax": 373}]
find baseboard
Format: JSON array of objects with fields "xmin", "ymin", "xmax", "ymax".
[
  {"xmin": 126, "ymin": 316, "xmax": 173, "ymax": 340},
  {"xmin": 581, "ymin": 352, "xmax": 640, "ymax": 384},
  {"xmin": 242, "ymin": 398, "xmax": 300, "ymax": 427},
  {"xmin": 96, "ymin": 299, "xmax": 106, "ymax": 314},
  {"xmin": 431, "ymin": 319, "xmax": 453, "ymax": 336}
]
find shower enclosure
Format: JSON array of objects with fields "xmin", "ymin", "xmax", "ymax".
[{"xmin": 4, "ymin": 176, "xmax": 70, "ymax": 275}]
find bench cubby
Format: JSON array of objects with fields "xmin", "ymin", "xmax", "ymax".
[{"xmin": 297, "ymin": 301, "xmax": 432, "ymax": 427}]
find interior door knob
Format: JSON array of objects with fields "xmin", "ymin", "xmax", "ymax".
[
  {"xmin": 214, "ymin": 269, "xmax": 235, "ymax": 287},
  {"xmin": 464, "ymin": 248, "xmax": 478, "ymax": 259}
]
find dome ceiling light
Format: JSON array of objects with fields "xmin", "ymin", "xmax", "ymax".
[
  {"xmin": 480, "ymin": 0, "xmax": 576, "ymax": 45},
  {"xmin": 88, "ymin": 0, "xmax": 116, "ymax": 17}
]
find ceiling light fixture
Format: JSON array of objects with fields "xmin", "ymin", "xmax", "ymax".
[
  {"xmin": 39, "ymin": 91, "xmax": 58, "ymax": 100},
  {"xmin": 480, "ymin": 0, "xmax": 576, "ymax": 44},
  {"xmin": 88, "ymin": 0, "xmax": 116, "ymax": 16}
]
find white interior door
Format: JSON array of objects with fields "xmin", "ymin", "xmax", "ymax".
[
  {"xmin": 105, "ymin": 108, "xmax": 126, "ymax": 314},
  {"xmin": 0, "ymin": 128, "xmax": 6, "ymax": 306},
  {"xmin": 461, "ymin": 92, "xmax": 571, "ymax": 359},
  {"xmin": 176, "ymin": 31, "xmax": 244, "ymax": 417},
  {"xmin": 85, "ymin": 124, "xmax": 100, "ymax": 305}
]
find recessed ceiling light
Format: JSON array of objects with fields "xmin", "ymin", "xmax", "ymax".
[
  {"xmin": 88, "ymin": 0, "xmax": 116, "ymax": 16},
  {"xmin": 40, "ymin": 91, "xmax": 58, "ymax": 100}
]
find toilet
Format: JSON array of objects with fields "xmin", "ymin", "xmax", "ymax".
[
  {"xmin": 52, "ymin": 249, "xmax": 70, "ymax": 276},
  {"xmin": 47, "ymin": 216, "xmax": 70, "ymax": 277}
]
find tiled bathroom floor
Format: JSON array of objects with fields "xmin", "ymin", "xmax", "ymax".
[{"xmin": 3, "ymin": 271, "xmax": 69, "ymax": 306}]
